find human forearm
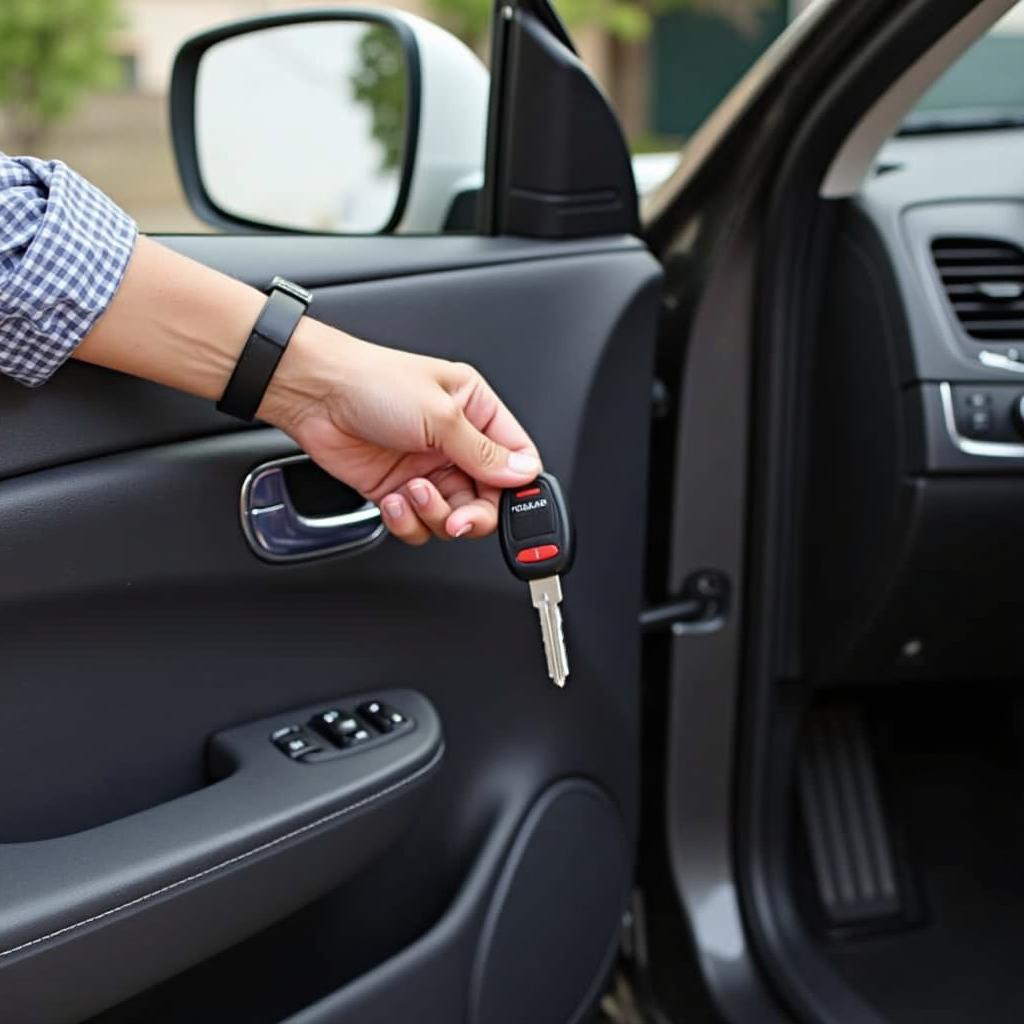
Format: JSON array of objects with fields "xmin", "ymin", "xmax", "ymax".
[
  {"xmin": 3, "ymin": 156, "xmax": 541, "ymax": 543},
  {"xmin": 74, "ymin": 235, "xmax": 269, "ymax": 403},
  {"xmin": 74, "ymin": 236, "xmax": 541, "ymax": 542}
]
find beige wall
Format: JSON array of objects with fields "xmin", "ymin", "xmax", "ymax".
[
  {"xmin": 116, "ymin": 1, "xmax": 625, "ymax": 133},
  {"xmin": 119, "ymin": 0, "xmax": 430, "ymax": 94}
]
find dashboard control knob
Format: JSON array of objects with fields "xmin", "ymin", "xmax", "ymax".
[{"xmin": 1014, "ymin": 394, "xmax": 1024, "ymax": 436}]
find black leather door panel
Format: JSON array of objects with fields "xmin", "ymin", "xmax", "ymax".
[
  {"xmin": 0, "ymin": 240, "xmax": 660, "ymax": 1022},
  {"xmin": 0, "ymin": 691, "xmax": 442, "ymax": 1024}
]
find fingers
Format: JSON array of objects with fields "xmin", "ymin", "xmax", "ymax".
[
  {"xmin": 459, "ymin": 370, "xmax": 540, "ymax": 464},
  {"xmin": 380, "ymin": 470, "xmax": 502, "ymax": 544},
  {"xmin": 438, "ymin": 474, "xmax": 500, "ymax": 539},
  {"xmin": 380, "ymin": 476, "xmax": 464, "ymax": 545},
  {"xmin": 445, "ymin": 494, "xmax": 499, "ymax": 540},
  {"xmin": 379, "ymin": 493, "xmax": 430, "ymax": 546},
  {"xmin": 434, "ymin": 366, "xmax": 542, "ymax": 490},
  {"xmin": 434, "ymin": 404, "xmax": 541, "ymax": 490},
  {"xmin": 373, "ymin": 361, "xmax": 546, "ymax": 545},
  {"xmin": 405, "ymin": 477, "xmax": 461, "ymax": 539}
]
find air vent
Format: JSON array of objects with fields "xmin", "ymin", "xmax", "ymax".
[{"xmin": 932, "ymin": 237, "xmax": 1024, "ymax": 341}]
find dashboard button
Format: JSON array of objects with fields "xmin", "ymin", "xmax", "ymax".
[{"xmin": 969, "ymin": 410, "xmax": 993, "ymax": 435}]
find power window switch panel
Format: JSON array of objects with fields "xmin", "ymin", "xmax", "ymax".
[{"xmin": 358, "ymin": 701, "xmax": 408, "ymax": 734}]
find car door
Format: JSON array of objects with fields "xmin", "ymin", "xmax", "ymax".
[{"xmin": 0, "ymin": 3, "xmax": 660, "ymax": 1023}]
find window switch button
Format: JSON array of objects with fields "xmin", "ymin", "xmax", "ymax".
[
  {"xmin": 357, "ymin": 701, "xmax": 408, "ymax": 733},
  {"xmin": 347, "ymin": 726, "xmax": 373, "ymax": 746},
  {"xmin": 311, "ymin": 709, "xmax": 363, "ymax": 746}
]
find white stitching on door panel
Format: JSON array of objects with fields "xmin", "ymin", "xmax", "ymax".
[{"xmin": 0, "ymin": 744, "xmax": 444, "ymax": 961}]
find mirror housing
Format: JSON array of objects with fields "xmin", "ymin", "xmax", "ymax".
[{"xmin": 171, "ymin": 10, "xmax": 489, "ymax": 234}]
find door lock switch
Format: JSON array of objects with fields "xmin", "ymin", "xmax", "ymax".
[
  {"xmin": 273, "ymin": 728, "xmax": 322, "ymax": 759},
  {"xmin": 358, "ymin": 701, "xmax": 408, "ymax": 733}
]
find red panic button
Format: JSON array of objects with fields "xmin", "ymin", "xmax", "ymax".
[
  {"xmin": 516, "ymin": 544, "xmax": 560, "ymax": 564},
  {"xmin": 515, "ymin": 487, "xmax": 542, "ymax": 498}
]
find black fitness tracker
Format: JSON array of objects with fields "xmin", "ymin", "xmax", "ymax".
[{"xmin": 216, "ymin": 275, "xmax": 313, "ymax": 421}]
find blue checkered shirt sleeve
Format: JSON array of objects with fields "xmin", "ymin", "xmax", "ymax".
[{"xmin": 0, "ymin": 154, "xmax": 137, "ymax": 386}]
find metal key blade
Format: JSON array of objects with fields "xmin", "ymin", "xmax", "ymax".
[{"xmin": 529, "ymin": 575, "xmax": 569, "ymax": 687}]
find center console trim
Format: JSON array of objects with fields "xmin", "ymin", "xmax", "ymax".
[{"xmin": 939, "ymin": 381, "xmax": 1024, "ymax": 458}]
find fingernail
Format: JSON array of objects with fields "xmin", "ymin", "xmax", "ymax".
[
  {"xmin": 382, "ymin": 496, "xmax": 405, "ymax": 519},
  {"xmin": 507, "ymin": 450, "xmax": 540, "ymax": 474},
  {"xmin": 454, "ymin": 523, "xmax": 473, "ymax": 538},
  {"xmin": 409, "ymin": 481, "xmax": 429, "ymax": 507}
]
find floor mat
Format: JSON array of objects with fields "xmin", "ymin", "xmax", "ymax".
[{"xmin": 817, "ymin": 687, "xmax": 1024, "ymax": 1023}]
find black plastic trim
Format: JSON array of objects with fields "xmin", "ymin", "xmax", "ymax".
[
  {"xmin": 157, "ymin": 233, "xmax": 644, "ymax": 287},
  {"xmin": 482, "ymin": 0, "xmax": 637, "ymax": 239}
]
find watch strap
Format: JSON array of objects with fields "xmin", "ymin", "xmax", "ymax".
[{"xmin": 216, "ymin": 276, "xmax": 313, "ymax": 421}]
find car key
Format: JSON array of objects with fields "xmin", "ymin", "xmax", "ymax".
[{"xmin": 499, "ymin": 472, "xmax": 574, "ymax": 687}]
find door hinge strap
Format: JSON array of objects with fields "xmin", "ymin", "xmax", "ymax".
[{"xmin": 639, "ymin": 570, "xmax": 730, "ymax": 635}]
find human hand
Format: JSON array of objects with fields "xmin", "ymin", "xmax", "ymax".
[{"xmin": 261, "ymin": 319, "xmax": 542, "ymax": 544}]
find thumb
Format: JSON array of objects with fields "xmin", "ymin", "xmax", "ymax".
[{"xmin": 436, "ymin": 406, "xmax": 541, "ymax": 488}]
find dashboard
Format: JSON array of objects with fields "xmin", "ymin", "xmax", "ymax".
[
  {"xmin": 860, "ymin": 129, "xmax": 1024, "ymax": 471},
  {"xmin": 800, "ymin": 127, "xmax": 1024, "ymax": 684}
]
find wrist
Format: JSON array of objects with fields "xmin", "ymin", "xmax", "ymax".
[{"xmin": 257, "ymin": 317, "xmax": 357, "ymax": 432}]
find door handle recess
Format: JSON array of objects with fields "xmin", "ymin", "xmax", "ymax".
[{"xmin": 241, "ymin": 454, "xmax": 384, "ymax": 561}]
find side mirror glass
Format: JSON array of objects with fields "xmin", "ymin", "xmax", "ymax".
[{"xmin": 188, "ymin": 18, "xmax": 414, "ymax": 233}]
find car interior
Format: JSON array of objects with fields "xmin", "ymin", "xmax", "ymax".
[
  {"xmin": 773, "ymin": 68, "xmax": 1024, "ymax": 1024},
  {"xmin": 3, "ymin": 0, "xmax": 1024, "ymax": 1021},
  {"xmin": 635, "ymin": 1, "xmax": 1024, "ymax": 1022}
]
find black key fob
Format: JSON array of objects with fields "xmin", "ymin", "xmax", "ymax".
[{"xmin": 499, "ymin": 472, "xmax": 574, "ymax": 582}]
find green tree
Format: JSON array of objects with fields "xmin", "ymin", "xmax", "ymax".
[
  {"xmin": 428, "ymin": 0, "xmax": 774, "ymax": 48},
  {"xmin": 351, "ymin": 25, "xmax": 409, "ymax": 173},
  {"xmin": 0, "ymin": 0, "xmax": 120, "ymax": 153}
]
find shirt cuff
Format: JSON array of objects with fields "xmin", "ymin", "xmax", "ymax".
[{"xmin": 0, "ymin": 157, "xmax": 138, "ymax": 387}]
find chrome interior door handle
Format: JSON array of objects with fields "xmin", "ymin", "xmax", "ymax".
[{"xmin": 241, "ymin": 455, "xmax": 384, "ymax": 562}]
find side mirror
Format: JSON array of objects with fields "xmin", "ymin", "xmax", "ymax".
[{"xmin": 171, "ymin": 10, "xmax": 489, "ymax": 234}]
